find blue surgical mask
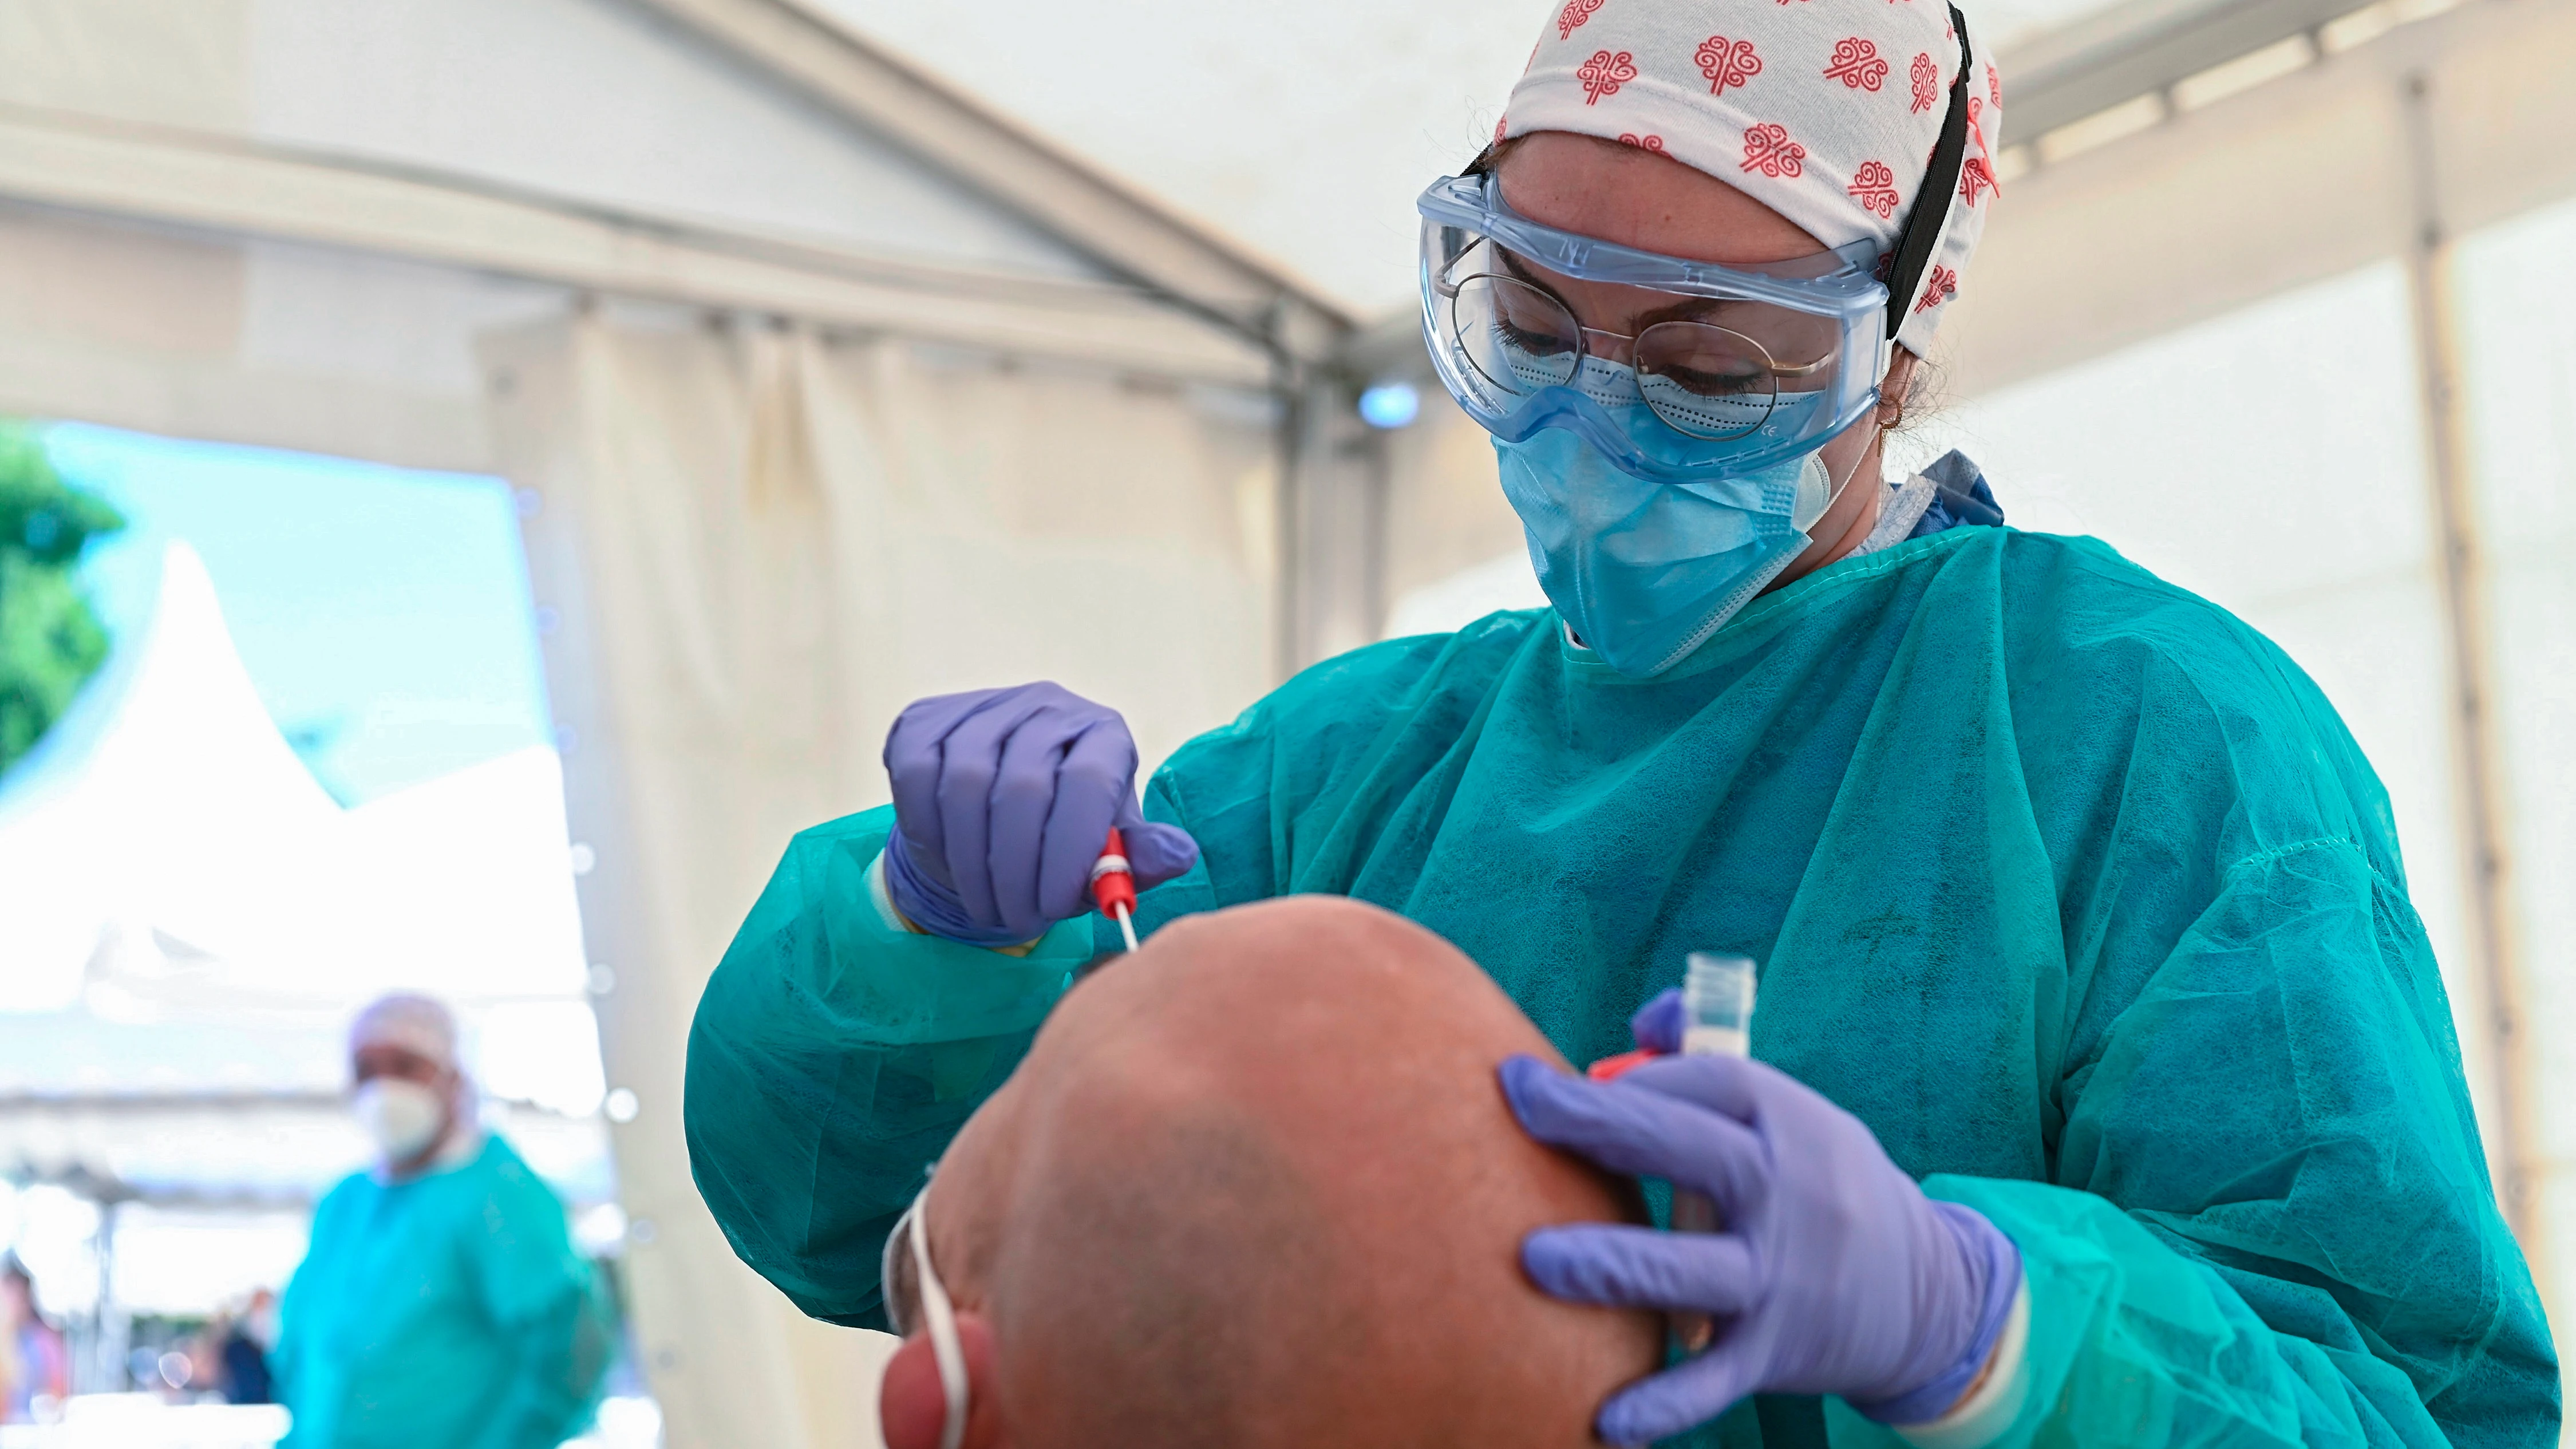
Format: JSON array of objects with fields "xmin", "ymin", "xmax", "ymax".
[{"xmin": 1497, "ymin": 414, "xmax": 1837, "ymax": 677}]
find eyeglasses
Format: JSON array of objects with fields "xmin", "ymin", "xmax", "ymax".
[
  {"xmin": 1440, "ymin": 253, "xmax": 1840, "ymax": 441},
  {"xmin": 1415, "ymin": 172, "xmax": 1889, "ymax": 483}
]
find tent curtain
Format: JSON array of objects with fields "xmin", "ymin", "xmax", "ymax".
[{"xmin": 480, "ymin": 306, "xmax": 1279, "ymax": 1448}]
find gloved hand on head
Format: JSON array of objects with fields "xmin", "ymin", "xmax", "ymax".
[
  {"xmin": 876, "ymin": 897, "xmax": 1662, "ymax": 1449},
  {"xmin": 882, "ymin": 682, "xmax": 1199, "ymax": 947},
  {"xmin": 1501, "ymin": 1029, "xmax": 2022, "ymax": 1445}
]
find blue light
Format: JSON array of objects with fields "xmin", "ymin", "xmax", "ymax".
[{"xmin": 1359, "ymin": 382, "xmax": 1422, "ymax": 431}]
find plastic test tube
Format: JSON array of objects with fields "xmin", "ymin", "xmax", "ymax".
[{"xmin": 1669, "ymin": 951, "xmax": 1757, "ymax": 1353}]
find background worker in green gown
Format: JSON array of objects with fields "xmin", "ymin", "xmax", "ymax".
[
  {"xmin": 683, "ymin": 0, "xmax": 2558, "ymax": 1443},
  {"xmin": 274, "ymin": 994, "xmax": 612, "ymax": 1449}
]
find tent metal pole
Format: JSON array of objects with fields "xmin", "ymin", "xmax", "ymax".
[{"xmin": 2398, "ymin": 69, "xmax": 2545, "ymax": 1294}]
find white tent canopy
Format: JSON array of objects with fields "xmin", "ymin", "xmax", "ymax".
[{"xmin": 0, "ymin": 542, "xmax": 591, "ymax": 1021}]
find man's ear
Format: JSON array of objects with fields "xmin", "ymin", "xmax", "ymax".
[{"xmin": 879, "ymin": 1312, "xmax": 1003, "ymax": 1449}]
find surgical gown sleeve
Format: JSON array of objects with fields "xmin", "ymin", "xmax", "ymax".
[
  {"xmin": 686, "ymin": 806, "xmax": 1094, "ymax": 1326},
  {"xmin": 1802, "ymin": 575, "xmax": 2558, "ymax": 1446},
  {"xmin": 463, "ymin": 1154, "xmax": 614, "ymax": 1449},
  {"xmin": 1822, "ymin": 838, "xmax": 2555, "ymax": 1448}
]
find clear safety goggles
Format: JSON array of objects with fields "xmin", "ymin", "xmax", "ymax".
[
  {"xmin": 883, "ymin": 1180, "xmax": 970, "ymax": 1449},
  {"xmin": 1417, "ymin": 171, "xmax": 1893, "ymax": 484}
]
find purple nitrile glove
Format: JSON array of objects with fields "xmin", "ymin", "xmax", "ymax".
[
  {"xmin": 1631, "ymin": 986, "xmax": 1686, "ymax": 1055},
  {"xmin": 1499, "ymin": 1052, "xmax": 2021, "ymax": 1446},
  {"xmin": 881, "ymin": 683, "xmax": 1199, "ymax": 947}
]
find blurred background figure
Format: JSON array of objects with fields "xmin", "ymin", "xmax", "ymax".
[
  {"xmin": 206, "ymin": 1289, "xmax": 278, "ymax": 1407},
  {"xmin": 269, "ymin": 995, "xmax": 610, "ymax": 1449},
  {"xmin": 1, "ymin": 1255, "xmax": 70, "ymax": 1423}
]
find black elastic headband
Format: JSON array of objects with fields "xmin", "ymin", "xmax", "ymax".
[{"xmin": 1882, "ymin": 6, "xmax": 1976, "ymax": 342}]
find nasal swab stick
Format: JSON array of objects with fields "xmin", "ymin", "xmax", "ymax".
[{"xmin": 1090, "ymin": 827, "xmax": 1141, "ymax": 953}]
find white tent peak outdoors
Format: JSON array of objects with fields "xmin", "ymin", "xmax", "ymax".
[
  {"xmin": 0, "ymin": 540, "xmax": 338, "ymax": 833},
  {"xmin": 0, "ymin": 540, "xmax": 590, "ymax": 1022}
]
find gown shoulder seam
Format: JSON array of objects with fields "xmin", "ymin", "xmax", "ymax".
[{"xmin": 2222, "ymin": 834, "xmax": 2391, "ymax": 895}]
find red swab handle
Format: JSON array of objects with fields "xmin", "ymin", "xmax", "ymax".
[
  {"xmin": 1089, "ymin": 827, "xmax": 1139, "ymax": 919},
  {"xmin": 1586, "ymin": 1049, "xmax": 1663, "ymax": 1082}
]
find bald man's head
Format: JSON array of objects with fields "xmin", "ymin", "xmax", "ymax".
[{"xmin": 881, "ymin": 897, "xmax": 1656, "ymax": 1449}]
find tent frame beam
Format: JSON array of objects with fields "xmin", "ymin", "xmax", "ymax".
[
  {"xmin": 2399, "ymin": 66, "xmax": 2543, "ymax": 1292},
  {"xmin": 614, "ymin": 0, "xmax": 1353, "ymax": 364},
  {"xmin": 0, "ymin": 102, "xmax": 1275, "ymax": 386},
  {"xmin": 2003, "ymin": 0, "xmax": 2381, "ymax": 144}
]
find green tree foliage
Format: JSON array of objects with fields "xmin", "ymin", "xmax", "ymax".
[{"xmin": 0, "ymin": 425, "xmax": 124, "ymax": 773}]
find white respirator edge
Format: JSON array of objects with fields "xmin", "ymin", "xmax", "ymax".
[{"xmin": 354, "ymin": 1078, "xmax": 447, "ymax": 1161}]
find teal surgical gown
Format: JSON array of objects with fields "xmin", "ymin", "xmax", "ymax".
[
  {"xmin": 686, "ymin": 525, "xmax": 2558, "ymax": 1446},
  {"xmin": 274, "ymin": 1134, "xmax": 612, "ymax": 1449}
]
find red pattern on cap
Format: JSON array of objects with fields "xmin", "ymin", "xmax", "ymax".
[
  {"xmin": 1578, "ymin": 49, "xmax": 1640, "ymax": 104},
  {"xmin": 1958, "ymin": 155, "xmax": 1996, "ymax": 206},
  {"xmin": 1499, "ymin": 0, "xmax": 1996, "ymax": 349},
  {"xmin": 1824, "ymin": 37, "xmax": 1890, "ymax": 92},
  {"xmin": 1695, "ymin": 36, "xmax": 1761, "ymax": 95},
  {"xmin": 1741, "ymin": 123, "xmax": 1807, "ymax": 177},
  {"xmin": 1848, "ymin": 160, "xmax": 1902, "ymax": 218}
]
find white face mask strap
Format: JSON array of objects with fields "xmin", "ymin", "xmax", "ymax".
[{"xmin": 907, "ymin": 1187, "xmax": 971, "ymax": 1449}]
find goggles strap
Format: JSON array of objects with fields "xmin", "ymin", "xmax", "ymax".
[{"xmin": 1882, "ymin": 6, "xmax": 1977, "ymax": 341}]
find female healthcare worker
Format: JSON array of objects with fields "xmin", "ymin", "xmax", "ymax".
[{"xmin": 683, "ymin": 0, "xmax": 2558, "ymax": 1443}]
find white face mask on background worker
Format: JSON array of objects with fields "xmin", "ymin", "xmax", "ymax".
[
  {"xmin": 346, "ymin": 992, "xmax": 471, "ymax": 1175},
  {"xmin": 353, "ymin": 1075, "xmax": 449, "ymax": 1161}
]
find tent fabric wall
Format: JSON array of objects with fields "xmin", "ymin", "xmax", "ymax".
[
  {"xmin": 0, "ymin": 0, "xmax": 1291, "ymax": 478},
  {"xmin": 483, "ymin": 309, "xmax": 1280, "ymax": 1447},
  {"xmin": 1938, "ymin": 0, "xmax": 2576, "ymax": 400},
  {"xmin": 2458, "ymin": 195, "xmax": 2576, "ymax": 1356},
  {"xmin": 0, "ymin": 203, "xmax": 562, "ymax": 475},
  {"xmin": 0, "ymin": 0, "xmax": 1107, "ymax": 286}
]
